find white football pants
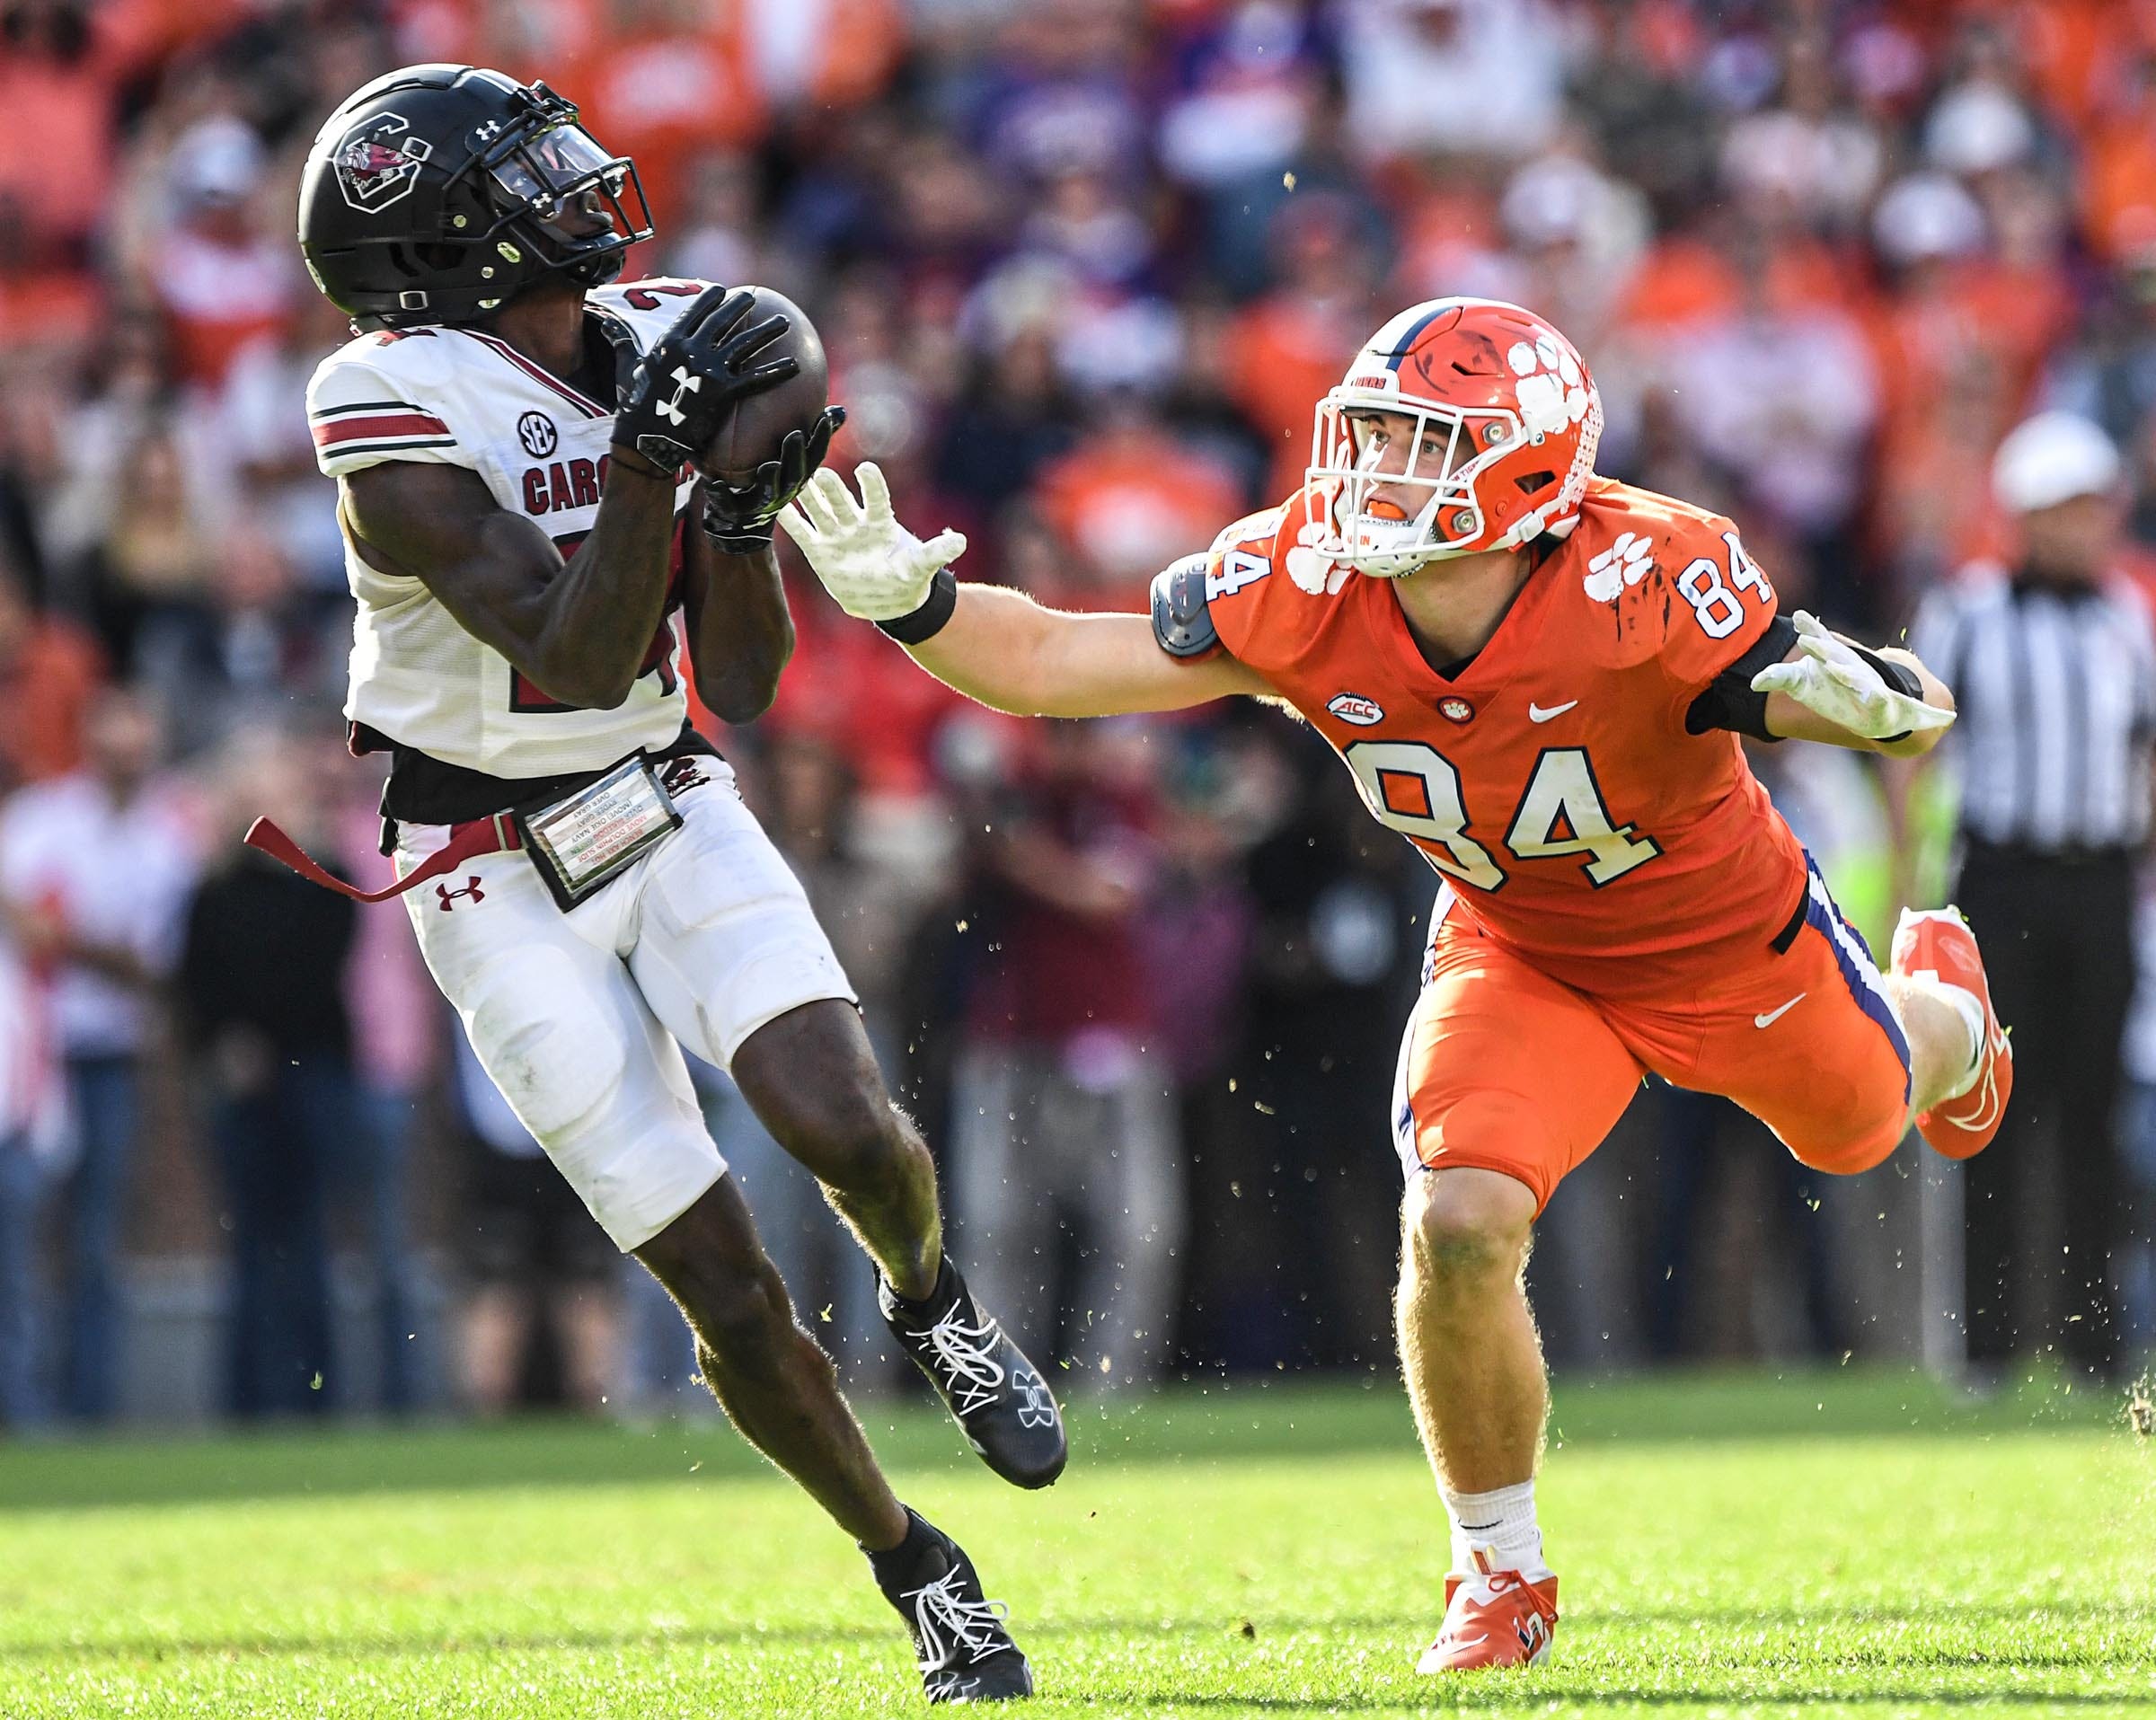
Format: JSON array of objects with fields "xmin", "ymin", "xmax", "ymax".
[{"xmin": 397, "ymin": 764, "xmax": 855, "ymax": 1249}]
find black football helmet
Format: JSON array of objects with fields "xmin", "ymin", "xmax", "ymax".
[{"xmin": 298, "ymin": 64, "xmax": 652, "ymax": 329}]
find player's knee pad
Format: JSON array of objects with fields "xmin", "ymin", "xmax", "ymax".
[{"xmin": 464, "ymin": 948, "xmax": 627, "ymax": 1142}]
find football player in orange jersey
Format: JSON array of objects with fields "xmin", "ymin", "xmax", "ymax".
[{"xmin": 779, "ymin": 298, "xmax": 2011, "ymax": 1674}]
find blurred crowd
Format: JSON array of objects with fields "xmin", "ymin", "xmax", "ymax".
[{"xmin": 4, "ymin": 0, "xmax": 2156, "ymax": 1429}]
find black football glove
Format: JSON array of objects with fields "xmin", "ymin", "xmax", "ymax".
[
  {"xmin": 701, "ymin": 405, "xmax": 845, "ymax": 553},
  {"xmin": 605, "ymin": 285, "xmax": 798, "ymax": 475}
]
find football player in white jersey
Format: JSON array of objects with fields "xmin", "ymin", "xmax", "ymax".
[{"xmin": 275, "ymin": 64, "xmax": 1057, "ymax": 1703}]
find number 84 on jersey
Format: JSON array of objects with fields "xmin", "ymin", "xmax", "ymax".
[{"xmin": 1348, "ymin": 741, "xmax": 1660, "ymax": 891}]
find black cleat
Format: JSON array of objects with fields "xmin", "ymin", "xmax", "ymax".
[
  {"xmin": 868, "ymin": 1508, "xmax": 1035, "ymax": 1704},
  {"xmin": 879, "ymin": 1257, "xmax": 1066, "ymax": 1489}
]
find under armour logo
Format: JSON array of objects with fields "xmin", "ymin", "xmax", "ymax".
[
  {"xmin": 437, "ymin": 877, "xmax": 485, "ymax": 910},
  {"xmin": 1012, "ymin": 1365, "xmax": 1058, "ymax": 1429},
  {"xmin": 657, "ymin": 365, "xmax": 700, "ymax": 426}
]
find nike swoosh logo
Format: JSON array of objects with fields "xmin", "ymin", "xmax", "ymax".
[
  {"xmin": 1527, "ymin": 701, "xmax": 1577, "ymax": 723},
  {"xmin": 1754, "ymin": 993, "xmax": 1806, "ymax": 1028}
]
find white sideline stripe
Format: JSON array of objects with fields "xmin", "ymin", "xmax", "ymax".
[{"xmin": 1807, "ymin": 870, "xmax": 1901, "ymax": 1027}]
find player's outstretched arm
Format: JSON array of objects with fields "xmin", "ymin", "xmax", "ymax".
[
  {"xmin": 1752, "ymin": 611, "xmax": 1956, "ymax": 759},
  {"xmin": 778, "ymin": 463, "xmax": 1266, "ymax": 718}
]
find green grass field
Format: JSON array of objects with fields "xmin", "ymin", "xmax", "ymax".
[{"xmin": 1, "ymin": 1369, "xmax": 2151, "ymax": 1718}]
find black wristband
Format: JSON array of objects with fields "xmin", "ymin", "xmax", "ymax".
[
  {"xmin": 702, "ymin": 523, "xmax": 773, "ymax": 555},
  {"xmin": 876, "ymin": 567, "xmax": 959, "ymax": 645},
  {"xmin": 1684, "ymin": 613, "xmax": 1796, "ymax": 740},
  {"xmin": 1850, "ymin": 644, "xmax": 1923, "ymax": 701},
  {"xmin": 1850, "ymin": 644, "xmax": 1922, "ymax": 744}
]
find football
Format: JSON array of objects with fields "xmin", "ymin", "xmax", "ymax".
[{"xmin": 698, "ymin": 285, "xmax": 829, "ymax": 481}]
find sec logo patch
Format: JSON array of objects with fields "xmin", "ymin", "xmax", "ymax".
[{"xmin": 518, "ymin": 411, "xmax": 559, "ymax": 457}]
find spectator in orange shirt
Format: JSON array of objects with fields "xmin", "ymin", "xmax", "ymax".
[
  {"xmin": 580, "ymin": 0, "xmax": 767, "ymax": 224},
  {"xmin": 149, "ymin": 117, "xmax": 295, "ymax": 390},
  {"xmin": 0, "ymin": 208, "xmax": 102, "ymax": 357},
  {"xmin": 0, "ymin": 564, "xmax": 104, "ymax": 792},
  {"xmin": 1868, "ymin": 172, "xmax": 1996, "ymax": 445},
  {"xmin": 0, "ymin": 2, "xmax": 117, "ymax": 269},
  {"xmin": 1035, "ymin": 389, "xmax": 1245, "ymax": 604},
  {"xmin": 2084, "ymin": 53, "xmax": 2156, "ymax": 264},
  {"xmin": 0, "ymin": 4, "xmax": 114, "ymax": 357},
  {"xmin": 747, "ymin": 0, "xmax": 906, "ymax": 118},
  {"xmin": 386, "ymin": 0, "xmax": 599, "ymax": 84},
  {"xmin": 1226, "ymin": 190, "xmax": 1384, "ymax": 499}
]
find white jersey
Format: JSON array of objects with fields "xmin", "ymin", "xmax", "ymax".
[{"xmin": 308, "ymin": 277, "xmax": 720, "ymax": 781}]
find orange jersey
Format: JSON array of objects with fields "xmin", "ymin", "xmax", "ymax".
[{"xmin": 1196, "ymin": 476, "xmax": 1806, "ymax": 1001}]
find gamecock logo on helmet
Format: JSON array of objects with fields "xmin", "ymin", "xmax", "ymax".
[{"xmin": 334, "ymin": 114, "xmax": 433, "ymax": 214}]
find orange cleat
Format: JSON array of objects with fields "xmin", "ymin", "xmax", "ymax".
[
  {"xmin": 1416, "ymin": 1551, "xmax": 1559, "ymax": 1671},
  {"xmin": 1892, "ymin": 906, "xmax": 2012, "ymax": 1159}
]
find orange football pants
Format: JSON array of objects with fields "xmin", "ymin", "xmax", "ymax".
[{"xmin": 1390, "ymin": 866, "xmax": 1913, "ymax": 1213}]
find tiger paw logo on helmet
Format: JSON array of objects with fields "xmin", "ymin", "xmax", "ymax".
[
  {"xmin": 1306, "ymin": 298, "xmax": 1603, "ymax": 578},
  {"xmin": 1507, "ymin": 335, "xmax": 1595, "ymax": 437},
  {"xmin": 1582, "ymin": 532, "xmax": 1655, "ymax": 603}
]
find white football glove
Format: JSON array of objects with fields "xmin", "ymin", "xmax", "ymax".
[
  {"xmin": 775, "ymin": 462, "xmax": 968, "ymax": 623},
  {"xmin": 1749, "ymin": 610, "xmax": 1955, "ymax": 741}
]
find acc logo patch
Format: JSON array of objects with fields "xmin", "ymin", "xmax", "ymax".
[
  {"xmin": 1326, "ymin": 692, "xmax": 1385, "ymax": 727},
  {"xmin": 335, "ymin": 114, "xmax": 433, "ymax": 214},
  {"xmin": 1437, "ymin": 696, "xmax": 1475, "ymax": 724}
]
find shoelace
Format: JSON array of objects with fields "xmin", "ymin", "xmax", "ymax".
[
  {"xmin": 905, "ymin": 1566, "xmax": 1013, "ymax": 1669},
  {"xmin": 921, "ymin": 1306, "xmax": 1008, "ymax": 1415},
  {"xmin": 1439, "ymin": 1569, "xmax": 1553, "ymax": 1651}
]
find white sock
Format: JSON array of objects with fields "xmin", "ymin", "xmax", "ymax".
[
  {"xmin": 1442, "ymin": 1479, "xmax": 1549, "ymax": 1579},
  {"xmin": 1906, "ymin": 975, "xmax": 1987, "ymax": 1103},
  {"xmin": 1940, "ymin": 983, "xmax": 1984, "ymax": 1103}
]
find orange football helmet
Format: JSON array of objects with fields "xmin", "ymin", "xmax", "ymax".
[{"xmin": 1305, "ymin": 297, "xmax": 1604, "ymax": 576}]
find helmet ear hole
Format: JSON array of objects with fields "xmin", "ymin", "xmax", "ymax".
[{"xmin": 1513, "ymin": 470, "xmax": 1556, "ymax": 496}]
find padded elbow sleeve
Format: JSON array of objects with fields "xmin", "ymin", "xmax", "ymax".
[{"xmin": 1151, "ymin": 554, "xmax": 1220, "ymax": 658}]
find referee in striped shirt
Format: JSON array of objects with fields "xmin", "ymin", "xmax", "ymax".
[{"xmin": 1911, "ymin": 411, "xmax": 2156, "ymax": 1380}]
